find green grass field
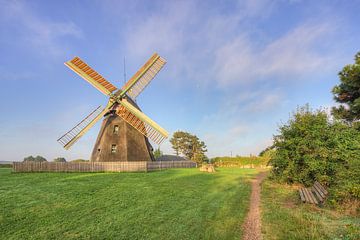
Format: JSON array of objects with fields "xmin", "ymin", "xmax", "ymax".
[
  {"xmin": 261, "ymin": 179, "xmax": 360, "ymax": 240},
  {"xmin": 0, "ymin": 168, "xmax": 259, "ymax": 240}
]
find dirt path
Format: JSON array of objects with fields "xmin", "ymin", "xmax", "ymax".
[{"xmin": 242, "ymin": 171, "xmax": 268, "ymax": 240}]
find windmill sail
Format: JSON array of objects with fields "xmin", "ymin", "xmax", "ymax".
[
  {"xmin": 116, "ymin": 99, "xmax": 168, "ymax": 144},
  {"xmin": 65, "ymin": 57, "xmax": 117, "ymax": 96},
  {"xmin": 58, "ymin": 53, "xmax": 168, "ymax": 150},
  {"xmin": 118, "ymin": 53, "xmax": 166, "ymax": 99},
  {"xmin": 57, "ymin": 105, "xmax": 109, "ymax": 149}
]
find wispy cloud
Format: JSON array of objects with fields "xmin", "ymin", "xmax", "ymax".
[
  {"xmin": 245, "ymin": 93, "xmax": 282, "ymax": 113},
  {"xmin": 0, "ymin": 0, "xmax": 82, "ymax": 56},
  {"xmin": 117, "ymin": 0, "xmax": 341, "ymax": 92},
  {"xmin": 214, "ymin": 22, "xmax": 337, "ymax": 86},
  {"xmin": 0, "ymin": 0, "xmax": 354, "ymax": 161},
  {"xmin": 201, "ymin": 121, "xmax": 271, "ymax": 157},
  {"xmin": 237, "ymin": 0, "xmax": 278, "ymax": 18}
]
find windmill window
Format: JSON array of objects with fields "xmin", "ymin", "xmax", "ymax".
[
  {"xmin": 113, "ymin": 125, "xmax": 119, "ymax": 134},
  {"xmin": 111, "ymin": 144, "xmax": 117, "ymax": 153}
]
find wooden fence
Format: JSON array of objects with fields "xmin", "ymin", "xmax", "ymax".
[
  {"xmin": 12, "ymin": 161, "xmax": 197, "ymax": 173},
  {"xmin": 147, "ymin": 161, "xmax": 197, "ymax": 171}
]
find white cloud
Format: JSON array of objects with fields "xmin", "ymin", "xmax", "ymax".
[
  {"xmin": 245, "ymin": 93, "xmax": 282, "ymax": 112},
  {"xmin": 214, "ymin": 22, "xmax": 337, "ymax": 86},
  {"xmin": 199, "ymin": 111, "xmax": 274, "ymax": 157},
  {"xmin": 243, "ymin": 137, "xmax": 274, "ymax": 155},
  {"xmin": 197, "ymin": 88, "xmax": 283, "ymax": 157},
  {"xmin": 0, "ymin": 0, "xmax": 345, "ymax": 160},
  {"xmin": 217, "ymin": 88, "xmax": 284, "ymax": 115},
  {"xmin": 0, "ymin": 0, "xmax": 82, "ymax": 56},
  {"xmin": 121, "ymin": 1, "xmax": 201, "ymax": 86},
  {"xmin": 117, "ymin": 0, "xmax": 341, "ymax": 94},
  {"xmin": 201, "ymin": 122, "xmax": 266, "ymax": 157},
  {"xmin": 237, "ymin": 0, "xmax": 278, "ymax": 18}
]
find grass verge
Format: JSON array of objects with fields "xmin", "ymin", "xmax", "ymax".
[
  {"xmin": 0, "ymin": 168, "xmax": 259, "ymax": 239},
  {"xmin": 212, "ymin": 156, "xmax": 269, "ymax": 167},
  {"xmin": 261, "ymin": 178, "xmax": 360, "ymax": 240}
]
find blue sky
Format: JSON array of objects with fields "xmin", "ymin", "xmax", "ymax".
[{"xmin": 0, "ymin": 0, "xmax": 359, "ymax": 161}]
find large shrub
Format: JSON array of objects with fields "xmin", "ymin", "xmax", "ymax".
[
  {"xmin": 23, "ymin": 155, "xmax": 47, "ymax": 162},
  {"xmin": 34, "ymin": 156, "xmax": 47, "ymax": 162},
  {"xmin": 330, "ymin": 124, "xmax": 360, "ymax": 201},
  {"xmin": 53, "ymin": 157, "xmax": 66, "ymax": 162},
  {"xmin": 270, "ymin": 105, "xmax": 360, "ymax": 202},
  {"xmin": 23, "ymin": 156, "xmax": 35, "ymax": 162}
]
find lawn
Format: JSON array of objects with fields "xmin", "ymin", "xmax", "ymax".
[
  {"xmin": 0, "ymin": 168, "xmax": 259, "ymax": 240},
  {"xmin": 261, "ymin": 178, "xmax": 360, "ymax": 240}
]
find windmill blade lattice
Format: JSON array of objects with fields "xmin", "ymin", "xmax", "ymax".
[
  {"xmin": 57, "ymin": 105, "xmax": 109, "ymax": 149},
  {"xmin": 119, "ymin": 53, "xmax": 166, "ymax": 100},
  {"xmin": 116, "ymin": 99, "xmax": 168, "ymax": 144}
]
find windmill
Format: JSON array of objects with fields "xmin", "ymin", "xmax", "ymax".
[{"xmin": 57, "ymin": 53, "xmax": 168, "ymax": 162}]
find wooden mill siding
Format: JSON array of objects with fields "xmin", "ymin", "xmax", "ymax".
[{"xmin": 90, "ymin": 99, "xmax": 155, "ymax": 162}]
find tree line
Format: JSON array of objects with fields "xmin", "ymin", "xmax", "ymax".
[{"xmin": 23, "ymin": 156, "xmax": 89, "ymax": 163}]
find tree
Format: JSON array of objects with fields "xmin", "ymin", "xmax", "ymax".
[
  {"xmin": 23, "ymin": 155, "xmax": 47, "ymax": 162},
  {"xmin": 332, "ymin": 51, "xmax": 360, "ymax": 124},
  {"xmin": 170, "ymin": 131, "xmax": 183, "ymax": 155},
  {"xmin": 169, "ymin": 131, "xmax": 208, "ymax": 164},
  {"xmin": 53, "ymin": 157, "xmax": 66, "ymax": 162},
  {"xmin": 192, "ymin": 150, "xmax": 208, "ymax": 164},
  {"xmin": 23, "ymin": 156, "xmax": 35, "ymax": 162},
  {"xmin": 153, "ymin": 147, "xmax": 163, "ymax": 159},
  {"xmin": 34, "ymin": 155, "xmax": 47, "ymax": 162}
]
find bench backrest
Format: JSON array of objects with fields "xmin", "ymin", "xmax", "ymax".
[{"xmin": 312, "ymin": 181, "xmax": 328, "ymax": 203}]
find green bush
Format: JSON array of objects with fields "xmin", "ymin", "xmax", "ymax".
[
  {"xmin": 270, "ymin": 105, "xmax": 360, "ymax": 202},
  {"xmin": 23, "ymin": 155, "xmax": 47, "ymax": 162},
  {"xmin": 259, "ymin": 146, "xmax": 276, "ymax": 159},
  {"xmin": 34, "ymin": 156, "xmax": 47, "ymax": 162},
  {"xmin": 153, "ymin": 148, "xmax": 163, "ymax": 159},
  {"xmin": 53, "ymin": 157, "xmax": 66, "ymax": 162},
  {"xmin": 23, "ymin": 156, "xmax": 35, "ymax": 162},
  {"xmin": 70, "ymin": 159, "xmax": 89, "ymax": 162},
  {"xmin": 332, "ymin": 130, "xmax": 360, "ymax": 201},
  {"xmin": 212, "ymin": 156, "xmax": 269, "ymax": 167}
]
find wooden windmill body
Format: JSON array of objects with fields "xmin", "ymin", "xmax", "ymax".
[
  {"xmin": 57, "ymin": 53, "xmax": 168, "ymax": 162},
  {"xmin": 90, "ymin": 99, "xmax": 155, "ymax": 162}
]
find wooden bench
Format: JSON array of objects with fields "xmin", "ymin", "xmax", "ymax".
[{"xmin": 299, "ymin": 181, "xmax": 328, "ymax": 205}]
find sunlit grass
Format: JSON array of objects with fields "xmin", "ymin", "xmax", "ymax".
[
  {"xmin": 0, "ymin": 168, "xmax": 259, "ymax": 239},
  {"xmin": 261, "ymin": 178, "xmax": 360, "ymax": 240}
]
